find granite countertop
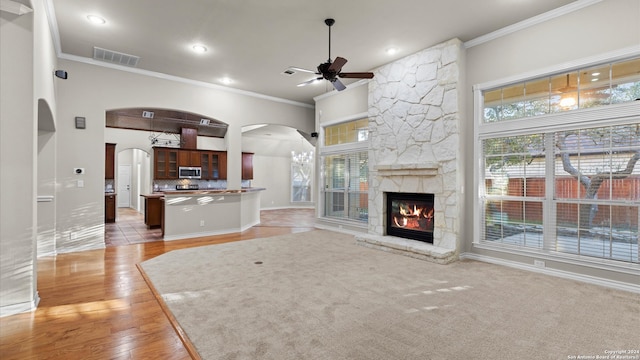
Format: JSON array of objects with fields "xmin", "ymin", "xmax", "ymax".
[
  {"xmin": 144, "ymin": 187, "xmax": 265, "ymax": 197},
  {"xmin": 140, "ymin": 193, "xmax": 164, "ymax": 198}
]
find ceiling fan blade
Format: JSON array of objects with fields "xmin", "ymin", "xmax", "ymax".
[
  {"xmin": 328, "ymin": 57, "xmax": 347, "ymax": 73},
  {"xmin": 331, "ymin": 78, "xmax": 346, "ymax": 91},
  {"xmin": 338, "ymin": 72, "xmax": 374, "ymax": 79},
  {"xmin": 288, "ymin": 66, "xmax": 318, "ymax": 74},
  {"xmin": 297, "ymin": 77, "xmax": 322, "ymax": 87}
]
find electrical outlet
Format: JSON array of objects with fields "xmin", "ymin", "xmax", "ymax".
[
  {"xmin": 534, "ymin": 259, "xmax": 545, "ymax": 268},
  {"xmin": 200, "ymin": 220, "xmax": 205, "ymax": 227}
]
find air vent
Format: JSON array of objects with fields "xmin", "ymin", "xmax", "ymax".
[{"xmin": 93, "ymin": 47, "xmax": 140, "ymax": 67}]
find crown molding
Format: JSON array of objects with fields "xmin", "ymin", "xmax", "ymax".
[
  {"xmin": 58, "ymin": 53, "xmax": 314, "ymax": 109},
  {"xmin": 464, "ymin": 0, "xmax": 603, "ymax": 48},
  {"xmin": 43, "ymin": 1, "xmax": 313, "ymax": 109}
]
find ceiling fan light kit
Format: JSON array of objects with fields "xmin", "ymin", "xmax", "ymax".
[{"xmin": 294, "ymin": 18, "xmax": 374, "ymax": 91}]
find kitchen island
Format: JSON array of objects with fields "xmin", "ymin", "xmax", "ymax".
[{"xmin": 157, "ymin": 188, "xmax": 264, "ymax": 241}]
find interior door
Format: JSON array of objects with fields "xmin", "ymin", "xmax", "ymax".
[{"xmin": 117, "ymin": 164, "xmax": 131, "ymax": 208}]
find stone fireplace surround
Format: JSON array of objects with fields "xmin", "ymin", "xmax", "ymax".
[{"xmin": 354, "ymin": 39, "xmax": 462, "ymax": 264}]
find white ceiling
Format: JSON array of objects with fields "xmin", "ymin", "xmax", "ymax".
[{"xmin": 48, "ymin": 0, "xmax": 582, "ymax": 105}]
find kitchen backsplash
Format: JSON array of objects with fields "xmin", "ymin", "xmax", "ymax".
[
  {"xmin": 152, "ymin": 179, "xmax": 250, "ymax": 191},
  {"xmin": 105, "ymin": 179, "xmax": 115, "ymax": 193}
]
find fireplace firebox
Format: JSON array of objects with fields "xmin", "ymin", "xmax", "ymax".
[{"xmin": 386, "ymin": 192, "xmax": 434, "ymax": 243}]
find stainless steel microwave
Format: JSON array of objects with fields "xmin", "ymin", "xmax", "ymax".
[{"xmin": 178, "ymin": 166, "xmax": 201, "ymax": 179}]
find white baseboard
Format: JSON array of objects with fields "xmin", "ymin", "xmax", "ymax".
[
  {"xmin": 162, "ymin": 220, "xmax": 260, "ymax": 241},
  {"xmin": 460, "ymin": 252, "xmax": 640, "ymax": 294},
  {"xmin": 0, "ymin": 292, "xmax": 40, "ymax": 318}
]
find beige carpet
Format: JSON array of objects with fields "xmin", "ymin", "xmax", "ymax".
[{"xmin": 139, "ymin": 230, "xmax": 639, "ymax": 360}]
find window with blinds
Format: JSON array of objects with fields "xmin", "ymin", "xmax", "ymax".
[
  {"xmin": 322, "ymin": 152, "xmax": 369, "ymax": 222},
  {"xmin": 483, "ymin": 134, "xmax": 546, "ymax": 249},
  {"xmin": 554, "ymin": 125, "xmax": 640, "ymax": 262},
  {"xmin": 480, "ymin": 124, "xmax": 639, "ymax": 264}
]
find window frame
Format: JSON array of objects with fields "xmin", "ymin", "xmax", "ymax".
[
  {"xmin": 318, "ymin": 113, "xmax": 370, "ymax": 226},
  {"xmin": 473, "ymin": 48, "xmax": 640, "ymax": 272}
]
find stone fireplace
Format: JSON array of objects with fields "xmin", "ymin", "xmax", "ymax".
[{"xmin": 355, "ymin": 39, "xmax": 463, "ymax": 264}]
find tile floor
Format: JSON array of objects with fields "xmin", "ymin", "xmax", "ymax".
[
  {"xmin": 105, "ymin": 208, "xmax": 163, "ymax": 246},
  {"xmin": 105, "ymin": 207, "xmax": 316, "ymax": 247}
]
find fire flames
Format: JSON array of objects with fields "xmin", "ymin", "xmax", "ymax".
[{"xmin": 392, "ymin": 202, "xmax": 434, "ymax": 230}]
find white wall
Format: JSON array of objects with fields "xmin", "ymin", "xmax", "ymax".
[
  {"xmin": 241, "ymin": 128, "xmax": 315, "ymax": 209},
  {"xmin": 53, "ymin": 59, "xmax": 315, "ymax": 253},
  {"xmin": 315, "ymin": 82, "xmax": 369, "ymax": 128},
  {"xmin": 1, "ymin": 0, "xmax": 58, "ymax": 316}
]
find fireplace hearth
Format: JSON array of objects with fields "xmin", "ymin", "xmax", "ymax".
[{"xmin": 386, "ymin": 192, "xmax": 434, "ymax": 243}]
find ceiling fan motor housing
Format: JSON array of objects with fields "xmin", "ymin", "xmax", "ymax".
[{"xmin": 293, "ymin": 18, "xmax": 373, "ymax": 91}]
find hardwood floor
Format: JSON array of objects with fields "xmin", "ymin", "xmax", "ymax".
[{"xmin": 0, "ymin": 208, "xmax": 315, "ymax": 360}]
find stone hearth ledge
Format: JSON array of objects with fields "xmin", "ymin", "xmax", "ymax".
[{"xmin": 355, "ymin": 234, "xmax": 457, "ymax": 264}]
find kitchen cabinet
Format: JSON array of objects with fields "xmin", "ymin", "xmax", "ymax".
[
  {"xmin": 242, "ymin": 152, "xmax": 254, "ymax": 180},
  {"xmin": 105, "ymin": 194, "xmax": 116, "ymax": 223},
  {"xmin": 154, "ymin": 147, "xmax": 179, "ymax": 179},
  {"xmin": 201, "ymin": 151, "xmax": 227, "ymax": 180},
  {"xmin": 105, "ymin": 143, "xmax": 116, "ymax": 179},
  {"xmin": 143, "ymin": 195, "xmax": 162, "ymax": 228},
  {"xmin": 178, "ymin": 150, "xmax": 202, "ymax": 167},
  {"xmin": 181, "ymin": 127, "xmax": 198, "ymax": 149}
]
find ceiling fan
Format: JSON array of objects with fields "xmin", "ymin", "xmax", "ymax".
[{"xmin": 293, "ymin": 18, "xmax": 374, "ymax": 91}]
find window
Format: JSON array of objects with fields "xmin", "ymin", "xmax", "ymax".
[
  {"xmin": 322, "ymin": 152, "xmax": 368, "ymax": 222},
  {"xmin": 324, "ymin": 118, "xmax": 369, "ymax": 146},
  {"xmin": 477, "ymin": 56, "xmax": 640, "ymax": 266},
  {"xmin": 483, "ymin": 57, "xmax": 640, "ymax": 123},
  {"xmin": 320, "ymin": 118, "xmax": 370, "ymax": 223},
  {"xmin": 291, "ymin": 151, "xmax": 313, "ymax": 202}
]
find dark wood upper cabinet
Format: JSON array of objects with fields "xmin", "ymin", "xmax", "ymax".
[
  {"xmin": 178, "ymin": 150, "xmax": 201, "ymax": 167},
  {"xmin": 105, "ymin": 143, "xmax": 116, "ymax": 179},
  {"xmin": 242, "ymin": 152, "xmax": 254, "ymax": 180},
  {"xmin": 153, "ymin": 147, "xmax": 179, "ymax": 179},
  {"xmin": 200, "ymin": 151, "xmax": 227, "ymax": 180},
  {"xmin": 181, "ymin": 127, "xmax": 197, "ymax": 149}
]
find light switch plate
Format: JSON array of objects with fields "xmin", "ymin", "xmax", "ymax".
[{"xmin": 77, "ymin": 180, "xmax": 84, "ymax": 188}]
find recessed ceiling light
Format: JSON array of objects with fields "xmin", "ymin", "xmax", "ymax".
[
  {"xmin": 87, "ymin": 15, "xmax": 106, "ymax": 25},
  {"xmin": 219, "ymin": 77, "xmax": 233, "ymax": 85},
  {"xmin": 192, "ymin": 44, "xmax": 207, "ymax": 53},
  {"xmin": 591, "ymin": 78, "xmax": 599, "ymax": 82},
  {"xmin": 591, "ymin": 72, "xmax": 600, "ymax": 76},
  {"xmin": 385, "ymin": 47, "xmax": 398, "ymax": 55}
]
